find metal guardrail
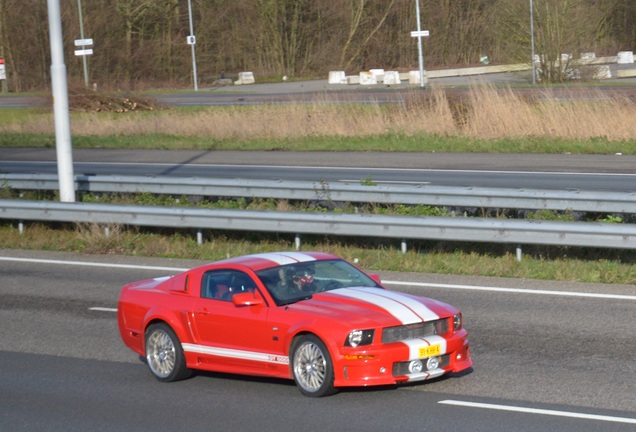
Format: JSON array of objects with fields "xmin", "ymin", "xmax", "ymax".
[
  {"xmin": 1, "ymin": 200, "xmax": 635, "ymax": 250},
  {"xmin": 2, "ymin": 173, "xmax": 636, "ymax": 213}
]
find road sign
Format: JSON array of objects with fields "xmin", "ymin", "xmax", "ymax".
[
  {"xmin": 74, "ymin": 38, "xmax": 93, "ymax": 46},
  {"xmin": 187, "ymin": 35, "xmax": 196, "ymax": 45},
  {"xmin": 410, "ymin": 30, "xmax": 430, "ymax": 38},
  {"xmin": 74, "ymin": 49, "xmax": 93, "ymax": 56}
]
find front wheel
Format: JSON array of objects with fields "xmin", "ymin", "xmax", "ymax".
[
  {"xmin": 290, "ymin": 335, "xmax": 337, "ymax": 397},
  {"xmin": 144, "ymin": 323, "xmax": 191, "ymax": 382}
]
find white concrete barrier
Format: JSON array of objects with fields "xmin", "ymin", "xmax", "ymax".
[
  {"xmin": 383, "ymin": 71, "xmax": 401, "ymax": 85},
  {"xmin": 617, "ymin": 51, "xmax": 634, "ymax": 64},
  {"xmin": 369, "ymin": 69, "xmax": 385, "ymax": 83},
  {"xmin": 328, "ymin": 71, "xmax": 346, "ymax": 84},
  {"xmin": 617, "ymin": 69, "xmax": 636, "ymax": 78},
  {"xmin": 409, "ymin": 70, "xmax": 428, "ymax": 85},
  {"xmin": 234, "ymin": 71, "xmax": 255, "ymax": 85},
  {"xmin": 593, "ymin": 65, "xmax": 612, "ymax": 80},
  {"xmin": 346, "ymin": 75, "xmax": 360, "ymax": 85},
  {"xmin": 359, "ymin": 71, "xmax": 377, "ymax": 85}
]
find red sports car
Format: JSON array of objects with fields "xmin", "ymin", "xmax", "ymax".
[{"xmin": 117, "ymin": 252, "xmax": 472, "ymax": 397}]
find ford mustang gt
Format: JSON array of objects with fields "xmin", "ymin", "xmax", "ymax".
[{"xmin": 117, "ymin": 252, "xmax": 472, "ymax": 397}]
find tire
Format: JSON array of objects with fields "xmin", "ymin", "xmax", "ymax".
[
  {"xmin": 290, "ymin": 335, "xmax": 337, "ymax": 397},
  {"xmin": 144, "ymin": 323, "xmax": 191, "ymax": 382}
]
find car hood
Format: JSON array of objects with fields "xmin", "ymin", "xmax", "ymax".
[{"xmin": 284, "ymin": 287, "xmax": 456, "ymax": 328}]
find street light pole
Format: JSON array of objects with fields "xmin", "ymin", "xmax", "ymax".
[
  {"xmin": 46, "ymin": 0, "xmax": 76, "ymax": 203},
  {"xmin": 530, "ymin": 0, "xmax": 536, "ymax": 84}
]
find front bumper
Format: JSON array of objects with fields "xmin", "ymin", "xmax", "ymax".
[{"xmin": 332, "ymin": 329, "xmax": 472, "ymax": 387}]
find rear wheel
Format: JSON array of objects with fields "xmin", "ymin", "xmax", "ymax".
[
  {"xmin": 145, "ymin": 323, "xmax": 191, "ymax": 382},
  {"xmin": 290, "ymin": 335, "xmax": 336, "ymax": 397}
]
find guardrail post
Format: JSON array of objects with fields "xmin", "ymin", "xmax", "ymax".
[
  {"xmin": 197, "ymin": 229, "xmax": 203, "ymax": 245},
  {"xmin": 295, "ymin": 234, "xmax": 301, "ymax": 251},
  {"xmin": 401, "ymin": 239, "xmax": 408, "ymax": 253},
  {"xmin": 104, "ymin": 226, "xmax": 110, "ymax": 237},
  {"xmin": 19, "ymin": 221, "xmax": 24, "ymax": 234},
  {"xmin": 516, "ymin": 244, "xmax": 523, "ymax": 262}
]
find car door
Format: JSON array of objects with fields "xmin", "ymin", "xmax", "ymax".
[{"xmin": 190, "ymin": 269, "xmax": 288, "ymax": 374}]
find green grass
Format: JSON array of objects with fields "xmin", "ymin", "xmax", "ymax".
[
  {"xmin": 1, "ymin": 130, "xmax": 635, "ymax": 154},
  {"xmin": 1, "ymin": 223, "xmax": 635, "ymax": 284}
]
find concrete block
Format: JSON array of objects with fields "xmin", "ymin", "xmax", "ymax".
[
  {"xmin": 383, "ymin": 71, "xmax": 401, "ymax": 85},
  {"xmin": 359, "ymin": 71, "xmax": 377, "ymax": 85},
  {"xmin": 593, "ymin": 65, "xmax": 612, "ymax": 80},
  {"xmin": 409, "ymin": 70, "xmax": 427, "ymax": 85},
  {"xmin": 234, "ymin": 71, "xmax": 255, "ymax": 85},
  {"xmin": 617, "ymin": 69, "xmax": 636, "ymax": 78},
  {"xmin": 346, "ymin": 75, "xmax": 360, "ymax": 85},
  {"xmin": 580, "ymin": 52, "xmax": 596, "ymax": 61},
  {"xmin": 369, "ymin": 69, "xmax": 385, "ymax": 83},
  {"xmin": 617, "ymin": 51, "xmax": 634, "ymax": 64},
  {"xmin": 328, "ymin": 71, "xmax": 347, "ymax": 84}
]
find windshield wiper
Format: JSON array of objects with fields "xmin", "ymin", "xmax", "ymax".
[{"xmin": 279, "ymin": 294, "xmax": 313, "ymax": 306}]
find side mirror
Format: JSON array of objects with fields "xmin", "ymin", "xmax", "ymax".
[
  {"xmin": 232, "ymin": 292, "xmax": 264, "ymax": 307},
  {"xmin": 369, "ymin": 274, "xmax": 382, "ymax": 284}
]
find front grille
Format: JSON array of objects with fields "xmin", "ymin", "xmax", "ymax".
[
  {"xmin": 392, "ymin": 354, "xmax": 451, "ymax": 376},
  {"xmin": 381, "ymin": 319, "xmax": 449, "ymax": 344}
]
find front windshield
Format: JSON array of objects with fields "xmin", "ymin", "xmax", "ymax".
[{"xmin": 255, "ymin": 259, "xmax": 380, "ymax": 306}]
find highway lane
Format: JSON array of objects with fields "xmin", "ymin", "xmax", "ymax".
[
  {"xmin": 1, "ymin": 249, "xmax": 635, "ymax": 431},
  {"xmin": 2, "ymin": 149, "xmax": 636, "ymax": 192}
]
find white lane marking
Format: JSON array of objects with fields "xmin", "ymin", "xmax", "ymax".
[
  {"xmin": 3, "ymin": 255, "xmax": 634, "ymax": 301},
  {"xmin": 52, "ymin": 161, "xmax": 636, "ymax": 177},
  {"xmin": 384, "ymin": 280, "xmax": 636, "ymax": 301},
  {"xmin": 89, "ymin": 307, "xmax": 117, "ymax": 312},
  {"xmin": 439, "ymin": 400, "xmax": 636, "ymax": 425},
  {"xmin": 0, "ymin": 256, "xmax": 188, "ymax": 272}
]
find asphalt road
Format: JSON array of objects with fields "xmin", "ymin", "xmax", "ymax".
[
  {"xmin": 1, "ymin": 249, "xmax": 635, "ymax": 431},
  {"xmin": 2, "ymin": 148, "xmax": 636, "ymax": 192}
]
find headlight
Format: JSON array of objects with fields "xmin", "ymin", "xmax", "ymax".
[
  {"xmin": 453, "ymin": 313, "xmax": 463, "ymax": 331},
  {"xmin": 345, "ymin": 329, "xmax": 374, "ymax": 347}
]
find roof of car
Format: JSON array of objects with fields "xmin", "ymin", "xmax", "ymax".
[{"xmin": 213, "ymin": 251, "xmax": 338, "ymax": 272}]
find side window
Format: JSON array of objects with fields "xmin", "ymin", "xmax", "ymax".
[{"xmin": 201, "ymin": 270, "xmax": 257, "ymax": 302}]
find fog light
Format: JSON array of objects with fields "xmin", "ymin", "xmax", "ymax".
[
  {"xmin": 408, "ymin": 360, "xmax": 423, "ymax": 374},
  {"xmin": 426, "ymin": 356, "xmax": 440, "ymax": 371}
]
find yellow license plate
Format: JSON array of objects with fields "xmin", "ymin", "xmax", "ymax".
[{"xmin": 419, "ymin": 344, "xmax": 441, "ymax": 358}]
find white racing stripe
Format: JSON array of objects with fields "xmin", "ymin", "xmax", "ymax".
[
  {"xmin": 439, "ymin": 400, "xmax": 636, "ymax": 425},
  {"xmin": 182, "ymin": 343, "xmax": 289, "ymax": 365},
  {"xmin": 246, "ymin": 252, "xmax": 316, "ymax": 266},
  {"xmin": 334, "ymin": 287, "xmax": 431, "ymax": 324},
  {"xmin": 369, "ymin": 288, "xmax": 440, "ymax": 321}
]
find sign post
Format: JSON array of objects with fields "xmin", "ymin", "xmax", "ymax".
[
  {"xmin": 76, "ymin": 0, "xmax": 90, "ymax": 87},
  {"xmin": 187, "ymin": 0, "xmax": 198, "ymax": 91}
]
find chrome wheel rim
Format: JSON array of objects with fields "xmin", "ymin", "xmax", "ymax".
[
  {"xmin": 146, "ymin": 329, "xmax": 176, "ymax": 378},
  {"xmin": 293, "ymin": 341, "xmax": 327, "ymax": 392}
]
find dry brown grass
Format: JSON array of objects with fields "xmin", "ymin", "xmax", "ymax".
[{"xmin": 3, "ymin": 86, "xmax": 635, "ymax": 142}]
